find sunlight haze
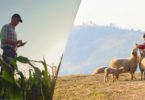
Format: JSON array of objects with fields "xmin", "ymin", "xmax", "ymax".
[
  {"xmin": 0, "ymin": 0, "xmax": 81, "ymax": 65},
  {"xmin": 75, "ymin": 0, "xmax": 145, "ymax": 31}
]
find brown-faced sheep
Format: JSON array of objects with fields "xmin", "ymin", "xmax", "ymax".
[
  {"xmin": 92, "ymin": 66, "xmax": 107, "ymax": 75},
  {"xmin": 109, "ymin": 47, "xmax": 139, "ymax": 80},
  {"xmin": 104, "ymin": 67, "xmax": 124, "ymax": 82}
]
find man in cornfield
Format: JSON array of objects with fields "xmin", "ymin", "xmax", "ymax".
[{"xmin": 0, "ymin": 13, "xmax": 26, "ymax": 72}]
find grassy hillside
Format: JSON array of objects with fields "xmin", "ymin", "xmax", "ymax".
[{"xmin": 53, "ymin": 73, "xmax": 145, "ymax": 100}]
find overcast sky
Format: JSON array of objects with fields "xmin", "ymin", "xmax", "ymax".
[{"xmin": 75, "ymin": 0, "xmax": 145, "ymax": 31}]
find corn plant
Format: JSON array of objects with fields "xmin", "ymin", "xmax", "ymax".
[{"xmin": 0, "ymin": 55, "xmax": 63, "ymax": 100}]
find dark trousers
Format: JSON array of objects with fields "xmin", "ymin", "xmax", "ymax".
[{"xmin": 1, "ymin": 47, "xmax": 17, "ymax": 72}]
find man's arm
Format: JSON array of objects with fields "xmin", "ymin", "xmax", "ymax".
[
  {"xmin": 4, "ymin": 39, "xmax": 21, "ymax": 46},
  {"xmin": 16, "ymin": 41, "xmax": 27, "ymax": 47}
]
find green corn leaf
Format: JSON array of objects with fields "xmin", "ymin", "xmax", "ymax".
[
  {"xmin": 10, "ymin": 59, "xmax": 18, "ymax": 71},
  {"xmin": 15, "ymin": 56, "xmax": 30, "ymax": 64},
  {"xmin": 2, "ymin": 70, "xmax": 14, "ymax": 84},
  {"xmin": 8, "ymin": 83, "xmax": 22, "ymax": 100},
  {"xmin": 51, "ymin": 55, "xmax": 63, "ymax": 100}
]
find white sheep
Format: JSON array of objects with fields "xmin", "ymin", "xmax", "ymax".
[
  {"xmin": 109, "ymin": 47, "xmax": 139, "ymax": 80},
  {"xmin": 138, "ymin": 49, "xmax": 145, "ymax": 80},
  {"xmin": 139, "ymin": 58, "xmax": 145, "ymax": 80},
  {"xmin": 92, "ymin": 66, "xmax": 107, "ymax": 75},
  {"xmin": 104, "ymin": 67, "xmax": 124, "ymax": 82}
]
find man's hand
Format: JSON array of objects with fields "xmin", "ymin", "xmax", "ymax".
[
  {"xmin": 17, "ymin": 40, "xmax": 23, "ymax": 45},
  {"xmin": 17, "ymin": 41, "xmax": 27, "ymax": 47},
  {"xmin": 21, "ymin": 41, "xmax": 27, "ymax": 46}
]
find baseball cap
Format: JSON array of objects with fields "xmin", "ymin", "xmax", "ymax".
[{"xmin": 12, "ymin": 13, "xmax": 23, "ymax": 23}]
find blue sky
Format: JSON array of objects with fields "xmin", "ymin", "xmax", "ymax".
[{"xmin": 0, "ymin": 0, "xmax": 81, "ymax": 65}]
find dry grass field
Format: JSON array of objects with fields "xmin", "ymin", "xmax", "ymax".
[{"xmin": 53, "ymin": 73, "xmax": 145, "ymax": 100}]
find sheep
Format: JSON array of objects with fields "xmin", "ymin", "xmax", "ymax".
[
  {"xmin": 138, "ymin": 49, "xmax": 145, "ymax": 80},
  {"xmin": 139, "ymin": 58, "xmax": 145, "ymax": 80},
  {"xmin": 104, "ymin": 67, "xmax": 124, "ymax": 82},
  {"xmin": 92, "ymin": 66, "xmax": 107, "ymax": 75},
  {"xmin": 109, "ymin": 47, "xmax": 139, "ymax": 80}
]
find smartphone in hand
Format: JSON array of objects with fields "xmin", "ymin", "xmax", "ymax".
[
  {"xmin": 23, "ymin": 41, "xmax": 28, "ymax": 44},
  {"xmin": 22, "ymin": 41, "xmax": 28, "ymax": 46}
]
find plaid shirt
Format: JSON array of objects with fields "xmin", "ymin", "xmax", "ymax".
[{"xmin": 1, "ymin": 24, "xmax": 17, "ymax": 49}]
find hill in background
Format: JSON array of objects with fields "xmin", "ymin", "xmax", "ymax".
[{"xmin": 60, "ymin": 24, "xmax": 142, "ymax": 75}]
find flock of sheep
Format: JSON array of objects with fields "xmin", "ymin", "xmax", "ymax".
[{"xmin": 93, "ymin": 46, "xmax": 145, "ymax": 82}]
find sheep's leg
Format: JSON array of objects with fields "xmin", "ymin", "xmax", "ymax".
[
  {"xmin": 112, "ymin": 74, "xmax": 116, "ymax": 82},
  {"xmin": 106, "ymin": 76, "xmax": 108, "ymax": 82},
  {"xmin": 141, "ymin": 71, "xmax": 143, "ymax": 80},
  {"xmin": 112, "ymin": 74, "xmax": 114, "ymax": 82},
  {"xmin": 106, "ymin": 74, "xmax": 109, "ymax": 82},
  {"xmin": 144, "ymin": 71, "xmax": 145, "ymax": 80},
  {"xmin": 133, "ymin": 73, "xmax": 136, "ymax": 80},
  {"xmin": 130, "ymin": 73, "xmax": 133, "ymax": 80},
  {"xmin": 116, "ymin": 74, "xmax": 119, "ymax": 80},
  {"xmin": 116, "ymin": 75, "xmax": 119, "ymax": 80},
  {"xmin": 131, "ymin": 73, "xmax": 136, "ymax": 80},
  {"xmin": 104, "ymin": 74, "xmax": 105, "ymax": 82},
  {"xmin": 104, "ymin": 73, "xmax": 108, "ymax": 82},
  {"xmin": 105, "ymin": 76, "xmax": 109, "ymax": 82},
  {"xmin": 104, "ymin": 76, "xmax": 106, "ymax": 82}
]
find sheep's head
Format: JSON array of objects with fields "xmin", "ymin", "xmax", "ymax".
[
  {"xmin": 131, "ymin": 47, "xmax": 141, "ymax": 63},
  {"xmin": 131, "ymin": 47, "xmax": 138, "ymax": 58}
]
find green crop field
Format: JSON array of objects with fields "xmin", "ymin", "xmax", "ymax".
[{"xmin": 0, "ymin": 56, "xmax": 62, "ymax": 100}]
